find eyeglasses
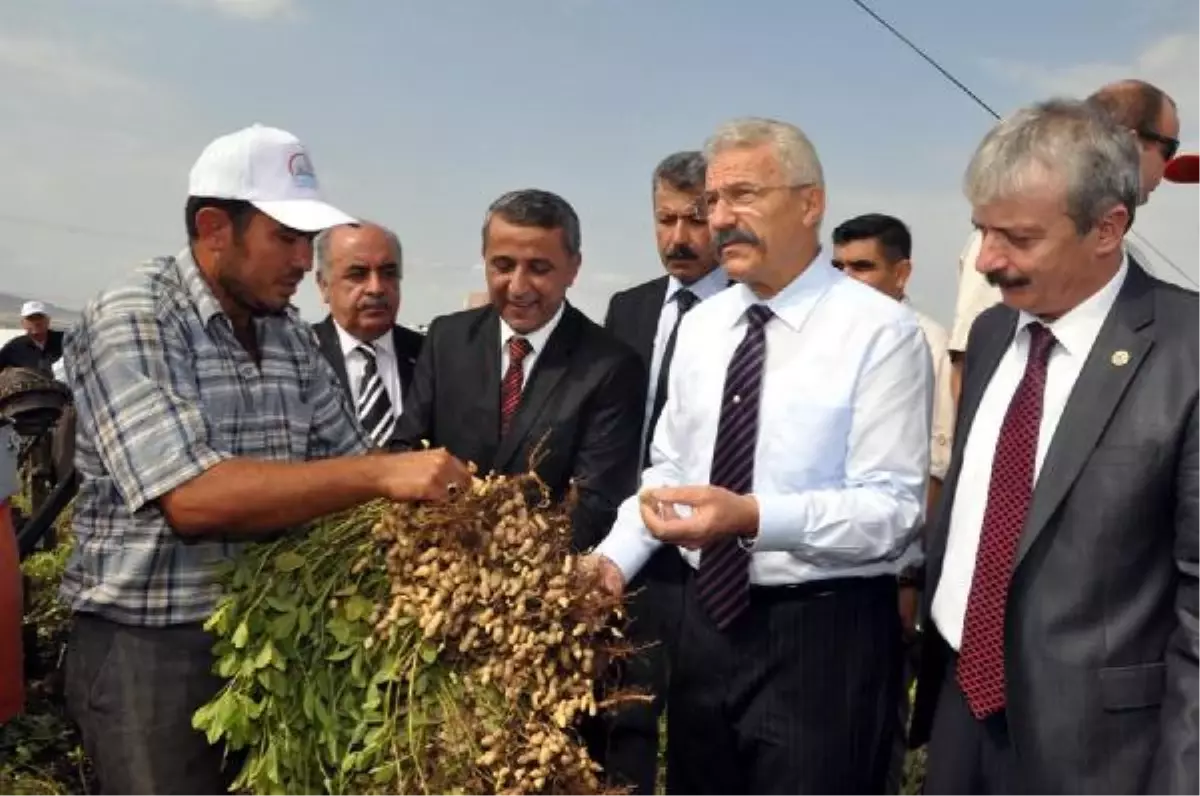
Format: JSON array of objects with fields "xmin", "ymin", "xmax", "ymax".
[
  {"xmin": 1137, "ymin": 129, "xmax": 1180, "ymax": 162},
  {"xmin": 702, "ymin": 183, "xmax": 811, "ymax": 212}
]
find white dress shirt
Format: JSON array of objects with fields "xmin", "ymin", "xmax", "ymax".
[
  {"xmin": 596, "ymin": 252, "xmax": 933, "ymax": 586},
  {"xmin": 642, "ymin": 267, "xmax": 730, "ymax": 455},
  {"xmin": 499, "ymin": 301, "xmax": 566, "ymax": 384},
  {"xmin": 932, "ymin": 257, "xmax": 1129, "ymax": 650},
  {"xmin": 334, "ymin": 321, "xmax": 404, "ymax": 416},
  {"xmin": 908, "ymin": 303, "xmax": 955, "ymax": 480}
]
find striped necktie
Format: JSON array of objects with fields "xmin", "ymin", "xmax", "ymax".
[
  {"xmin": 501, "ymin": 336, "xmax": 533, "ymax": 434},
  {"xmin": 695, "ymin": 303, "xmax": 774, "ymax": 630},
  {"xmin": 356, "ymin": 344, "xmax": 396, "ymax": 447}
]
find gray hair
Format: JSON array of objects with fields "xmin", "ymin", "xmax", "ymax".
[
  {"xmin": 703, "ymin": 117, "xmax": 825, "ymax": 187},
  {"xmin": 964, "ymin": 98, "xmax": 1141, "ymax": 234},
  {"xmin": 482, "ymin": 189, "xmax": 582, "ymax": 259},
  {"xmin": 652, "ymin": 151, "xmax": 707, "ymax": 193},
  {"xmin": 313, "ymin": 221, "xmax": 403, "ymax": 281}
]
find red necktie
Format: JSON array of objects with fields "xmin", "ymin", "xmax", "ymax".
[
  {"xmin": 957, "ymin": 322, "xmax": 1056, "ymax": 719},
  {"xmin": 501, "ymin": 336, "xmax": 533, "ymax": 434}
]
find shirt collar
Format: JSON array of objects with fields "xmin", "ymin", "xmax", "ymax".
[
  {"xmin": 176, "ymin": 247, "xmax": 227, "ymax": 328},
  {"xmin": 1015, "ymin": 254, "xmax": 1128, "ymax": 357},
  {"xmin": 498, "ymin": 300, "xmax": 566, "ymax": 355},
  {"xmin": 335, "ymin": 319, "xmax": 394, "ymax": 358},
  {"xmin": 175, "ymin": 246, "xmax": 302, "ymax": 330},
  {"xmin": 664, "ymin": 266, "xmax": 730, "ymax": 306},
  {"xmin": 721, "ymin": 248, "xmax": 838, "ymax": 332}
]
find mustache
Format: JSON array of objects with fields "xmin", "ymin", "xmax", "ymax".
[
  {"xmin": 985, "ymin": 270, "xmax": 1032, "ymax": 289},
  {"xmin": 664, "ymin": 244, "xmax": 699, "ymax": 261},
  {"xmin": 713, "ymin": 227, "xmax": 763, "ymax": 252},
  {"xmin": 356, "ymin": 296, "xmax": 392, "ymax": 311}
]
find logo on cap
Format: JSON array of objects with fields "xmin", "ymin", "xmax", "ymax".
[{"xmin": 288, "ymin": 151, "xmax": 317, "ymax": 189}]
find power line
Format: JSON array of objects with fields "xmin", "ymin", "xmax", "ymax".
[
  {"xmin": 0, "ymin": 212, "xmax": 176, "ymax": 248},
  {"xmin": 846, "ymin": 0, "xmax": 1198, "ymax": 289}
]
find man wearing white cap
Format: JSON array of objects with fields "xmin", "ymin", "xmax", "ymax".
[
  {"xmin": 0, "ymin": 300, "xmax": 64, "ymax": 375},
  {"xmin": 58, "ymin": 124, "xmax": 471, "ymax": 794}
]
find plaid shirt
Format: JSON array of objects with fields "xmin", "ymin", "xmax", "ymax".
[{"xmin": 60, "ymin": 249, "xmax": 369, "ymax": 626}]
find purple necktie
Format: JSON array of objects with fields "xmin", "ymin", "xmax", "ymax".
[{"xmin": 695, "ymin": 303, "xmax": 774, "ymax": 630}]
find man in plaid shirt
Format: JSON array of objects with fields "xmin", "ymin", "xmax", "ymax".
[{"xmin": 59, "ymin": 124, "xmax": 471, "ymax": 794}]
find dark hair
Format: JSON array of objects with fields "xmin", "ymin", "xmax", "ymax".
[
  {"xmin": 1086, "ymin": 80, "xmax": 1176, "ymax": 134},
  {"xmin": 831, "ymin": 213, "xmax": 912, "ymax": 263},
  {"xmin": 482, "ymin": 189, "xmax": 581, "ymax": 258},
  {"xmin": 184, "ymin": 196, "xmax": 257, "ymax": 242},
  {"xmin": 652, "ymin": 150, "xmax": 707, "ymax": 193}
]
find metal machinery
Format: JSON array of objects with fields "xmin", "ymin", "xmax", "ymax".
[
  {"xmin": 1, "ymin": 416, "xmax": 24, "ymax": 721},
  {"xmin": 0, "ymin": 368, "xmax": 78, "ymax": 722}
]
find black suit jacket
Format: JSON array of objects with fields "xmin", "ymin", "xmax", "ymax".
[
  {"xmin": 393, "ymin": 303, "xmax": 646, "ymax": 551},
  {"xmin": 312, "ymin": 316, "xmax": 423, "ymax": 398},
  {"xmin": 603, "ymin": 275, "xmax": 669, "ymax": 378},
  {"xmin": 911, "ymin": 262, "xmax": 1198, "ymax": 794}
]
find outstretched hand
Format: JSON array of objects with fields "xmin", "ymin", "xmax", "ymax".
[{"xmin": 638, "ymin": 485, "xmax": 759, "ymax": 550}]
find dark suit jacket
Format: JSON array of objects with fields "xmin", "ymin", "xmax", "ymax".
[
  {"xmin": 603, "ymin": 275, "xmax": 669, "ymax": 378},
  {"xmin": 0, "ymin": 329, "xmax": 65, "ymax": 376},
  {"xmin": 312, "ymin": 316, "xmax": 423, "ymax": 398},
  {"xmin": 911, "ymin": 262, "xmax": 1198, "ymax": 794},
  {"xmin": 392, "ymin": 303, "xmax": 646, "ymax": 552}
]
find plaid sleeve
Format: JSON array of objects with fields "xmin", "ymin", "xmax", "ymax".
[
  {"xmin": 306, "ymin": 341, "xmax": 370, "ymax": 459},
  {"xmin": 73, "ymin": 303, "xmax": 231, "ymax": 513}
]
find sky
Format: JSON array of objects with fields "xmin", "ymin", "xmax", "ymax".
[{"xmin": 0, "ymin": 0, "xmax": 1196, "ymax": 329}]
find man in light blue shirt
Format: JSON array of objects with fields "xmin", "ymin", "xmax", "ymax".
[{"xmin": 591, "ymin": 117, "xmax": 933, "ymax": 794}]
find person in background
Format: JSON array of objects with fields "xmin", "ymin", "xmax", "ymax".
[
  {"xmin": 59, "ymin": 123, "xmax": 471, "ymax": 795},
  {"xmin": 831, "ymin": 212, "xmax": 954, "ymax": 792},
  {"xmin": 601, "ymin": 150, "xmax": 729, "ymax": 794},
  {"xmin": 831, "ymin": 213, "xmax": 954, "ymax": 521},
  {"xmin": 947, "ymin": 79, "xmax": 1181, "ymax": 405},
  {"xmin": 592, "ymin": 116, "xmax": 932, "ymax": 793},
  {"xmin": 911, "ymin": 98, "xmax": 1198, "ymax": 794},
  {"xmin": 0, "ymin": 301, "xmax": 65, "ymax": 376},
  {"xmin": 312, "ymin": 221, "xmax": 423, "ymax": 447}
]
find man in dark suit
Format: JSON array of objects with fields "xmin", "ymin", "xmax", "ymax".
[
  {"xmin": 911, "ymin": 98, "xmax": 1198, "ymax": 794},
  {"xmin": 312, "ymin": 221, "xmax": 423, "ymax": 447},
  {"xmin": 393, "ymin": 188, "xmax": 644, "ymax": 553},
  {"xmin": 600, "ymin": 151, "xmax": 728, "ymax": 794}
]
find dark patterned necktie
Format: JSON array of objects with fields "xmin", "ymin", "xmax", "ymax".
[
  {"xmin": 500, "ymin": 336, "xmax": 533, "ymax": 435},
  {"xmin": 957, "ymin": 323, "xmax": 1056, "ymax": 718},
  {"xmin": 356, "ymin": 344, "xmax": 395, "ymax": 447},
  {"xmin": 644, "ymin": 288, "xmax": 700, "ymax": 466},
  {"xmin": 695, "ymin": 303, "xmax": 774, "ymax": 630}
]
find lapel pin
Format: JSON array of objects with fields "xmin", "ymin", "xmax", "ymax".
[{"xmin": 1111, "ymin": 350, "xmax": 1130, "ymax": 367}]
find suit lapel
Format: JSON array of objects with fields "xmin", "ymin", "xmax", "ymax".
[
  {"xmin": 633, "ymin": 278, "xmax": 669, "ymax": 367},
  {"xmin": 314, "ymin": 317, "xmax": 351, "ymax": 395},
  {"xmin": 467, "ymin": 310, "xmax": 503, "ymax": 455},
  {"xmin": 1015, "ymin": 264, "xmax": 1156, "ymax": 566},
  {"xmin": 493, "ymin": 305, "xmax": 580, "ymax": 471},
  {"xmin": 392, "ymin": 327, "xmax": 419, "ymax": 391},
  {"xmin": 927, "ymin": 310, "xmax": 1017, "ymax": 575}
]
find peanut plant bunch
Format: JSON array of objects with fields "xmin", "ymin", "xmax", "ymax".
[{"xmin": 193, "ymin": 471, "xmax": 639, "ymax": 795}]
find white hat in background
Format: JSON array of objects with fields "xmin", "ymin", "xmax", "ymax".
[
  {"xmin": 20, "ymin": 300, "xmax": 48, "ymax": 318},
  {"xmin": 187, "ymin": 123, "xmax": 356, "ymax": 232}
]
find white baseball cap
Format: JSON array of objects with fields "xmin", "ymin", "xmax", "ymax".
[
  {"xmin": 20, "ymin": 301, "xmax": 48, "ymax": 318},
  {"xmin": 187, "ymin": 123, "xmax": 356, "ymax": 232}
]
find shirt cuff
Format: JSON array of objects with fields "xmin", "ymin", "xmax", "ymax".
[
  {"xmin": 748, "ymin": 494, "xmax": 801, "ymax": 553},
  {"xmin": 594, "ymin": 529, "xmax": 660, "ymax": 584}
]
